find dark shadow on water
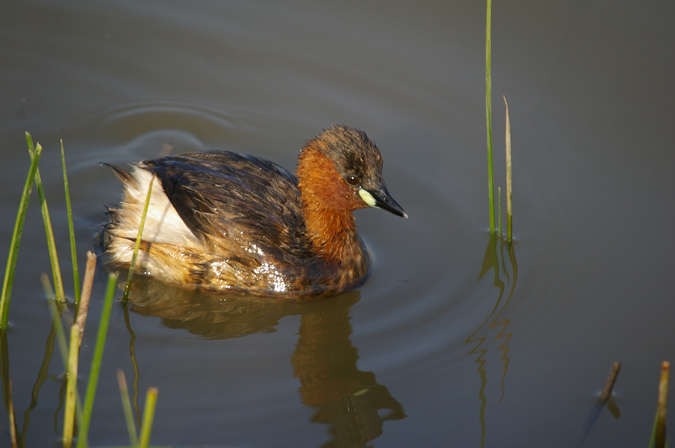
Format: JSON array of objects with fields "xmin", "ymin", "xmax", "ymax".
[
  {"xmin": 465, "ymin": 233, "xmax": 517, "ymax": 448},
  {"xmin": 123, "ymin": 278, "xmax": 406, "ymax": 447}
]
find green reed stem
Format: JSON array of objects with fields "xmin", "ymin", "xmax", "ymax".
[
  {"xmin": 63, "ymin": 324, "xmax": 81, "ymax": 448},
  {"xmin": 123, "ymin": 176, "xmax": 154, "ymax": 302},
  {"xmin": 498, "ymin": 186, "xmax": 502, "ymax": 236},
  {"xmin": 117, "ymin": 370, "xmax": 139, "ymax": 447},
  {"xmin": 61, "ymin": 140, "xmax": 81, "ymax": 303},
  {"xmin": 485, "ymin": 0, "xmax": 495, "ymax": 234},
  {"xmin": 0, "ymin": 135, "xmax": 42, "ymax": 330},
  {"xmin": 504, "ymin": 96, "xmax": 513, "ymax": 242},
  {"xmin": 138, "ymin": 387, "xmax": 159, "ymax": 448},
  {"xmin": 77, "ymin": 271, "xmax": 118, "ymax": 448},
  {"xmin": 27, "ymin": 136, "xmax": 66, "ymax": 303}
]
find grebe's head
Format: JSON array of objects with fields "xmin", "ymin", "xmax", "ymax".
[{"xmin": 298, "ymin": 125, "xmax": 407, "ymax": 218}]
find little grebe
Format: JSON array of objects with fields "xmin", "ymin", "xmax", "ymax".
[{"xmin": 100, "ymin": 125, "xmax": 406, "ymax": 298}]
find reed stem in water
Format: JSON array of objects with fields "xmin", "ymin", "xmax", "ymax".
[
  {"xmin": 123, "ymin": 177, "xmax": 154, "ymax": 302},
  {"xmin": 117, "ymin": 370, "xmax": 139, "ymax": 447},
  {"xmin": 61, "ymin": 140, "xmax": 81, "ymax": 303},
  {"xmin": 651, "ymin": 361, "xmax": 670, "ymax": 448},
  {"xmin": 0, "ymin": 135, "xmax": 42, "ymax": 329},
  {"xmin": 138, "ymin": 387, "xmax": 159, "ymax": 448},
  {"xmin": 63, "ymin": 324, "xmax": 81, "ymax": 448},
  {"xmin": 76, "ymin": 271, "xmax": 118, "ymax": 448},
  {"xmin": 27, "ymin": 136, "xmax": 66, "ymax": 303},
  {"xmin": 485, "ymin": 0, "xmax": 495, "ymax": 234},
  {"xmin": 599, "ymin": 361, "xmax": 621, "ymax": 403}
]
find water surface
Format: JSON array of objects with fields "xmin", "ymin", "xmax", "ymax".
[{"xmin": 1, "ymin": 1, "xmax": 674, "ymax": 447}]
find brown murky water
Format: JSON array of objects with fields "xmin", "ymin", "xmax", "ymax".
[{"xmin": 1, "ymin": 1, "xmax": 674, "ymax": 446}]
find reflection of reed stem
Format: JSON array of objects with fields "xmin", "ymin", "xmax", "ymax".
[
  {"xmin": 122, "ymin": 302, "xmax": 143, "ymax": 426},
  {"xmin": 0, "ymin": 318, "xmax": 11, "ymax": 411},
  {"xmin": 8, "ymin": 376, "xmax": 17, "ymax": 448},
  {"xmin": 21, "ymin": 298, "xmax": 63, "ymax": 441},
  {"xmin": 467, "ymin": 235, "xmax": 517, "ymax": 446}
]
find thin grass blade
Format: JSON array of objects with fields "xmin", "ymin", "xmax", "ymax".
[
  {"xmin": 138, "ymin": 387, "xmax": 159, "ymax": 448},
  {"xmin": 0, "ymin": 135, "xmax": 43, "ymax": 329},
  {"xmin": 27, "ymin": 139, "xmax": 66, "ymax": 303},
  {"xmin": 77, "ymin": 271, "xmax": 118, "ymax": 448},
  {"xmin": 485, "ymin": 0, "xmax": 495, "ymax": 234},
  {"xmin": 123, "ymin": 176, "xmax": 154, "ymax": 302},
  {"xmin": 61, "ymin": 140, "xmax": 81, "ymax": 303},
  {"xmin": 117, "ymin": 370, "xmax": 139, "ymax": 447}
]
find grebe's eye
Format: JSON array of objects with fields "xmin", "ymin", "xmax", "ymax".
[{"xmin": 345, "ymin": 174, "xmax": 359, "ymax": 186}]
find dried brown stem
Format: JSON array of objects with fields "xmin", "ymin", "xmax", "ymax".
[
  {"xmin": 599, "ymin": 361, "xmax": 621, "ymax": 403},
  {"xmin": 75, "ymin": 251, "xmax": 97, "ymax": 343},
  {"xmin": 656, "ymin": 361, "xmax": 670, "ymax": 448}
]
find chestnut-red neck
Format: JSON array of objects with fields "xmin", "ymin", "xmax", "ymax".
[{"xmin": 297, "ymin": 147, "xmax": 365, "ymax": 272}]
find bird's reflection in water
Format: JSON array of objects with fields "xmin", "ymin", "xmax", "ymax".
[
  {"xmin": 124, "ymin": 277, "xmax": 406, "ymax": 446},
  {"xmin": 126, "ymin": 276, "xmax": 302, "ymax": 339},
  {"xmin": 292, "ymin": 292, "xmax": 406, "ymax": 447}
]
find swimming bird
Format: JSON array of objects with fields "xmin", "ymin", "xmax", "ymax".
[{"xmin": 100, "ymin": 125, "xmax": 406, "ymax": 298}]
